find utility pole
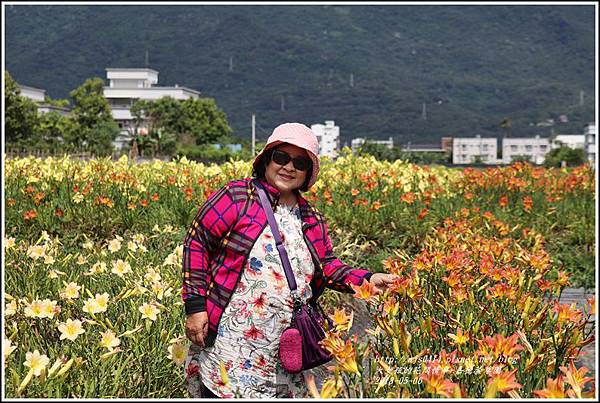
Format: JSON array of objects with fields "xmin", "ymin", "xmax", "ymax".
[
  {"xmin": 281, "ymin": 95, "xmax": 285, "ymax": 112},
  {"xmin": 422, "ymin": 103, "xmax": 427, "ymax": 120},
  {"xmin": 229, "ymin": 56, "xmax": 233, "ymax": 72},
  {"xmin": 252, "ymin": 114, "xmax": 256, "ymax": 156},
  {"xmin": 349, "ymin": 73, "xmax": 354, "ymax": 88},
  {"xmin": 145, "ymin": 49, "xmax": 149, "ymax": 67},
  {"xmin": 580, "ymin": 90, "xmax": 584, "ymax": 106}
]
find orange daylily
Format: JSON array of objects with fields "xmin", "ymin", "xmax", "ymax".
[
  {"xmin": 351, "ymin": 280, "xmax": 378, "ymax": 302},
  {"xmin": 487, "ymin": 369, "xmax": 522, "ymax": 395},
  {"xmin": 559, "ymin": 360, "xmax": 594, "ymax": 398},
  {"xmin": 534, "ymin": 376, "xmax": 567, "ymax": 398},
  {"xmin": 448, "ymin": 328, "xmax": 470, "ymax": 346},
  {"xmin": 420, "ymin": 363, "xmax": 460, "ymax": 398}
]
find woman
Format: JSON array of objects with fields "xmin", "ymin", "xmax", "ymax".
[{"xmin": 182, "ymin": 122, "xmax": 397, "ymax": 398}]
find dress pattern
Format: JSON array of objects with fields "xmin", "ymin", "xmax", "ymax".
[{"xmin": 184, "ymin": 203, "xmax": 315, "ymax": 398}]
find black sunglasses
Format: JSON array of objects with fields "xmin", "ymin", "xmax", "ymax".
[{"xmin": 271, "ymin": 149, "xmax": 311, "ymax": 172}]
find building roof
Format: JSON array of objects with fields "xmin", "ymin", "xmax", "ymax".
[
  {"xmin": 103, "ymin": 86, "xmax": 201, "ymax": 96},
  {"xmin": 17, "ymin": 84, "xmax": 46, "ymax": 92},
  {"xmin": 105, "ymin": 67, "xmax": 159, "ymax": 74}
]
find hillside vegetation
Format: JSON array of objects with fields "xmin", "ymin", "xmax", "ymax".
[{"xmin": 5, "ymin": 5, "xmax": 596, "ymax": 144}]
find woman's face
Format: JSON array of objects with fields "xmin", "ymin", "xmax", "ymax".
[{"xmin": 264, "ymin": 143, "xmax": 310, "ymax": 196}]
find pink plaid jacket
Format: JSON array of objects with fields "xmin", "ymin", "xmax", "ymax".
[{"xmin": 182, "ymin": 178, "xmax": 372, "ymax": 347}]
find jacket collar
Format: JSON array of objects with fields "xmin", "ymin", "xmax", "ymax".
[{"xmin": 252, "ymin": 178, "xmax": 319, "ymax": 226}]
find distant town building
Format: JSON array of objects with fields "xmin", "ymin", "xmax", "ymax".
[
  {"xmin": 583, "ymin": 123, "xmax": 596, "ymax": 166},
  {"xmin": 441, "ymin": 137, "xmax": 453, "ymax": 154},
  {"xmin": 351, "ymin": 137, "xmax": 394, "ymax": 153},
  {"xmin": 452, "ymin": 135, "xmax": 498, "ymax": 164},
  {"xmin": 18, "ymin": 84, "xmax": 45, "ymax": 102},
  {"xmin": 551, "ymin": 134, "xmax": 585, "ymax": 150},
  {"xmin": 311, "ymin": 120, "xmax": 340, "ymax": 158},
  {"xmin": 17, "ymin": 84, "xmax": 71, "ymax": 117},
  {"xmin": 401, "ymin": 142, "xmax": 446, "ymax": 153},
  {"xmin": 502, "ymin": 135, "xmax": 550, "ymax": 165},
  {"xmin": 103, "ymin": 68, "xmax": 201, "ymax": 149}
]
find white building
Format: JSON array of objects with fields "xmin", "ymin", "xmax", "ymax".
[
  {"xmin": 502, "ymin": 135, "xmax": 550, "ymax": 165},
  {"xmin": 18, "ymin": 84, "xmax": 45, "ymax": 102},
  {"xmin": 17, "ymin": 84, "xmax": 71, "ymax": 116},
  {"xmin": 583, "ymin": 123, "xmax": 596, "ymax": 166},
  {"xmin": 452, "ymin": 135, "xmax": 498, "ymax": 164},
  {"xmin": 351, "ymin": 137, "xmax": 394, "ymax": 153},
  {"xmin": 103, "ymin": 68, "xmax": 201, "ymax": 149},
  {"xmin": 311, "ymin": 120, "xmax": 340, "ymax": 159},
  {"xmin": 551, "ymin": 134, "xmax": 585, "ymax": 150}
]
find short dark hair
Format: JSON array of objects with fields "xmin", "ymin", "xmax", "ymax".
[{"xmin": 252, "ymin": 145, "xmax": 313, "ymax": 193}]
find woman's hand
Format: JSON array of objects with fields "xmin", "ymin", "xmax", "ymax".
[
  {"xmin": 185, "ymin": 311, "xmax": 209, "ymax": 348},
  {"xmin": 368, "ymin": 273, "xmax": 400, "ymax": 295}
]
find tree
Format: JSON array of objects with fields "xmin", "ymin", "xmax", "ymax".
[
  {"xmin": 36, "ymin": 111, "xmax": 79, "ymax": 152},
  {"xmin": 69, "ymin": 77, "xmax": 115, "ymax": 150},
  {"xmin": 543, "ymin": 146, "xmax": 586, "ymax": 168},
  {"xmin": 4, "ymin": 70, "xmax": 40, "ymax": 145},
  {"xmin": 86, "ymin": 120, "xmax": 120, "ymax": 156},
  {"xmin": 356, "ymin": 143, "xmax": 396, "ymax": 161},
  {"xmin": 177, "ymin": 98, "xmax": 232, "ymax": 145}
]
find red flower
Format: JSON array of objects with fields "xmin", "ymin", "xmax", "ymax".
[
  {"xmin": 186, "ymin": 363, "xmax": 200, "ymax": 378},
  {"xmin": 252, "ymin": 293, "xmax": 267, "ymax": 310},
  {"xmin": 417, "ymin": 208, "xmax": 429, "ymax": 220},
  {"xmin": 243, "ymin": 325, "xmax": 265, "ymax": 340},
  {"xmin": 23, "ymin": 210, "xmax": 37, "ymax": 220}
]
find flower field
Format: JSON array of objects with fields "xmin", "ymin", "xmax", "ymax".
[{"xmin": 3, "ymin": 151, "xmax": 596, "ymax": 398}]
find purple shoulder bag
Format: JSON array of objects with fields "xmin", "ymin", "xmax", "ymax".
[{"xmin": 256, "ymin": 183, "xmax": 332, "ymax": 374}]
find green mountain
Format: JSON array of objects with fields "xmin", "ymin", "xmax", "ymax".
[{"xmin": 5, "ymin": 4, "xmax": 596, "ymax": 145}]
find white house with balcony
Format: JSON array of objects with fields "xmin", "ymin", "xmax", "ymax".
[
  {"xmin": 583, "ymin": 123, "xmax": 596, "ymax": 166},
  {"xmin": 311, "ymin": 120, "xmax": 340, "ymax": 159},
  {"xmin": 103, "ymin": 68, "xmax": 201, "ymax": 149},
  {"xmin": 502, "ymin": 135, "xmax": 550, "ymax": 164},
  {"xmin": 351, "ymin": 137, "xmax": 394, "ymax": 153},
  {"xmin": 452, "ymin": 135, "xmax": 498, "ymax": 164},
  {"xmin": 17, "ymin": 84, "xmax": 71, "ymax": 116}
]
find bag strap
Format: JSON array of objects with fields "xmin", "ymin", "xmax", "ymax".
[{"xmin": 255, "ymin": 181, "xmax": 299, "ymax": 295}]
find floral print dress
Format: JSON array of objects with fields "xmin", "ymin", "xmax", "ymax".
[{"xmin": 184, "ymin": 203, "xmax": 315, "ymax": 398}]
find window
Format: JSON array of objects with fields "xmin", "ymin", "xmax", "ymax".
[
  {"xmin": 462, "ymin": 144, "xmax": 467, "ymax": 150},
  {"xmin": 483, "ymin": 144, "xmax": 489, "ymax": 151},
  {"xmin": 526, "ymin": 145, "xmax": 532, "ymax": 152},
  {"xmin": 540, "ymin": 145, "xmax": 547, "ymax": 151},
  {"xmin": 511, "ymin": 145, "xmax": 517, "ymax": 151}
]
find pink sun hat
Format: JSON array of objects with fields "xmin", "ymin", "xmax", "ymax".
[{"xmin": 253, "ymin": 122, "xmax": 320, "ymax": 189}]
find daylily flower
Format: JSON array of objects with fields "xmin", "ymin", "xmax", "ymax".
[
  {"xmin": 168, "ymin": 342, "xmax": 187, "ymax": 366},
  {"xmin": 559, "ymin": 360, "xmax": 594, "ymax": 398},
  {"xmin": 58, "ymin": 318, "xmax": 85, "ymax": 341},
  {"xmin": 139, "ymin": 303, "xmax": 159, "ymax": 321},
  {"xmin": 448, "ymin": 328, "xmax": 470, "ymax": 346},
  {"xmin": 99, "ymin": 330, "xmax": 121, "ymax": 351},
  {"xmin": 59, "ymin": 282, "xmax": 81, "ymax": 300},
  {"xmin": 107, "ymin": 238, "xmax": 122, "ymax": 253},
  {"xmin": 487, "ymin": 369, "xmax": 522, "ymax": 395},
  {"xmin": 534, "ymin": 376, "xmax": 567, "ymax": 398},
  {"xmin": 3, "ymin": 338, "xmax": 17, "ymax": 366},
  {"xmin": 24, "ymin": 350, "xmax": 49, "ymax": 376},
  {"xmin": 331, "ymin": 309, "xmax": 353, "ymax": 332},
  {"xmin": 94, "ymin": 293, "xmax": 109, "ymax": 313},
  {"xmin": 24, "ymin": 300, "xmax": 45, "ymax": 318},
  {"xmin": 111, "ymin": 259, "xmax": 131, "ymax": 277}
]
